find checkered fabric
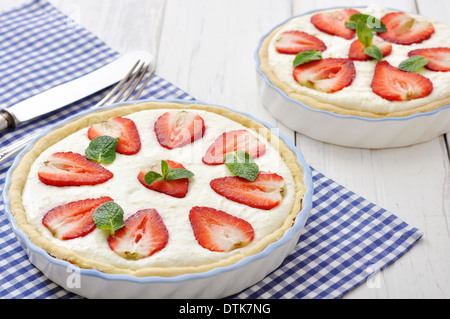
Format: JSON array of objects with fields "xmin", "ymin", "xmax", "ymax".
[{"xmin": 0, "ymin": 0, "xmax": 422, "ymax": 299}]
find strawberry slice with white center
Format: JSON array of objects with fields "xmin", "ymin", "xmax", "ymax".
[
  {"xmin": 311, "ymin": 8, "xmax": 360, "ymax": 40},
  {"xmin": 408, "ymin": 47, "xmax": 450, "ymax": 72},
  {"xmin": 379, "ymin": 12, "xmax": 435, "ymax": 45},
  {"xmin": 137, "ymin": 160, "xmax": 189, "ymax": 198},
  {"xmin": 42, "ymin": 196, "xmax": 113, "ymax": 240},
  {"xmin": 202, "ymin": 130, "xmax": 266, "ymax": 165},
  {"xmin": 349, "ymin": 37, "xmax": 392, "ymax": 61},
  {"xmin": 154, "ymin": 111, "xmax": 205, "ymax": 149},
  {"xmin": 38, "ymin": 152, "xmax": 113, "ymax": 187},
  {"xmin": 88, "ymin": 117, "xmax": 141, "ymax": 155},
  {"xmin": 108, "ymin": 209, "xmax": 169, "ymax": 260},
  {"xmin": 189, "ymin": 206, "xmax": 254, "ymax": 252},
  {"xmin": 371, "ymin": 61, "xmax": 433, "ymax": 101},
  {"xmin": 293, "ymin": 58, "xmax": 356, "ymax": 93},
  {"xmin": 210, "ymin": 172, "xmax": 285, "ymax": 210},
  {"xmin": 275, "ymin": 31, "xmax": 327, "ymax": 54}
]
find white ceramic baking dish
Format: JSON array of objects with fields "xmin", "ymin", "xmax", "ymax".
[
  {"xmin": 255, "ymin": 6, "xmax": 450, "ymax": 149},
  {"xmin": 2, "ymin": 99, "xmax": 313, "ymax": 299}
]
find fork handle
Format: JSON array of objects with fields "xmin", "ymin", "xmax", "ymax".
[{"xmin": 0, "ymin": 130, "xmax": 42, "ymax": 164}]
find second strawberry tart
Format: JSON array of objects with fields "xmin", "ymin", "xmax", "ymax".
[{"xmin": 258, "ymin": 7, "xmax": 450, "ymax": 118}]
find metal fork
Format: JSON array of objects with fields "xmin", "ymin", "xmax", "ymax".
[{"xmin": 0, "ymin": 60, "xmax": 154, "ymax": 165}]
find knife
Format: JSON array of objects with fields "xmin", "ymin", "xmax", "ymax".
[{"xmin": 0, "ymin": 50, "xmax": 153, "ymax": 133}]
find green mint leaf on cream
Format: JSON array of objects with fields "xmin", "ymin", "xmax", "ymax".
[
  {"xmin": 399, "ymin": 55, "xmax": 429, "ymax": 72},
  {"xmin": 93, "ymin": 201, "xmax": 125, "ymax": 236},
  {"xmin": 224, "ymin": 150, "xmax": 259, "ymax": 182},
  {"xmin": 293, "ymin": 50, "xmax": 322, "ymax": 67},
  {"xmin": 85, "ymin": 136, "xmax": 119, "ymax": 164},
  {"xmin": 144, "ymin": 160, "xmax": 194, "ymax": 186},
  {"xmin": 346, "ymin": 14, "xmax": 387, "ymax": 33},
  {"xmin": 364, "ymin": 45, "xmax": 383, "ymax": 61}
]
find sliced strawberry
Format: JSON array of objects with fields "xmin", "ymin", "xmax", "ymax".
[
  {"xmin": 88, "ymin": 117, "xmax": 141, "ymax": 155},
  {"xmin": 311, "ymin": 8, "xmax": 360, "ymax": 40},
  {"xmin": 108, "ymin": 209, "xmax": 169, "ymax": 260},
  {"xmin": 138, "ymin": 160, "xmax": 189, "ymax": 198},
  {"xmin": 210, "ymin": 172, "xmax": 285, "ymax": 210},
  {"xmin": 275, "ymin": 31, "xmax": 327, "ymax": 54},
  {"xmin": 189, "ymin": 206, "xmax": 254, "ymax": 252},
  {"xmin": 349, "ymin": 38, "xmax": 392, "ymax": 61},
  {"xmin": 408, "ymin": 47, "xmax": 450, "ymax": 72},
  {"xmin": 202, "ymin": 130, "xmax": 266, "ymax": 165},
  {"xmin": 154, "ymin": 111, "xmax": 205, "ymax": 149},
  {"xmin": 38, "ymin": 152, "xmax": 113, "ymax": 187},
  {"xmin": 379, "ymin": 12, "xmax": 434, "ymax": 45},
  {"xmin": 293, "ymin": 58, "xmax": 356, "ymax": 93},
  {"xmin": 42, "ymin": 196, "xmax": 113, "ymax": 240},
  {"xmin": 371, "ymin": 61, "xmax": 433, "ymax": 101}
]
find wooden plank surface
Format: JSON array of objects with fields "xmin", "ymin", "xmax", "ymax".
[{"xmin": 1, "ymin": 0, "xmax": 448, "ymax": 299}]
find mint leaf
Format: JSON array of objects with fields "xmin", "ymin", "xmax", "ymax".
[
  {"xmin": 161, "ymin": 160, "xmax": 170, "ymax": 177},
  {"xmin": 356, "ymin": 20, "xmax": 373, "ymax": 48},
  {"xmin": 93, "ymin": 201, "xmax": 125, "ymax": 236},
  {"xmin": 144, "ymin": 171, "xmax": 164, "ymax": 185},
  {"xmin": 224, "ymin": 150, "xmax": 259, "ymax": 182},
  {"xmin": 144, "ymin": 160, "xmax": 194, "ymax": 186},
  {"xmin": 364, "ymin": 45, "xmax": 383, "ymax": 61},
  {"xmin": 85, "ymin": 136, "xmax": 119, "ymax": 164},
  {"xmin": 293, "ymin": 50, "xmax": 322, "ymax": 67},
  {"xmin": 346, "ymin": 14, "xmax": 387, "ymax": 33},
  {"xmin": 355, "ymin": 19, "xmax": 384, "ymax": 61},
  {"xmin": 165, "ymin": 168, "xmax": 195, "ymax": 180},
  {"xmin": 399, "ymin": 55, "xmax": 429, "ymax": 72}
]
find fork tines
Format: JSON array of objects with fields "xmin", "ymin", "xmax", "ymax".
[{"xmin": 96, "ymin": 60, "xmax": 153, "ymax": 107}]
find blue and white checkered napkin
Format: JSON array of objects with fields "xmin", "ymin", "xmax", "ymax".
[{"xmin": 0, "ymin": 0, "xmax": 422, "ymax": 299}]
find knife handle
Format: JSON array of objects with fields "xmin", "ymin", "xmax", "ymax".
[{"xmin": 0, "ymin": 109, "xmax": 16, "ymax": 133}]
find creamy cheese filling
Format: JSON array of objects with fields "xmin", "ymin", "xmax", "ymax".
[
  {"xmin": 267, "ymin": 7, "xmax": 450, "ymax": 114},
  {"xmin": 22, "ymin": 109, "xmax": 296, "ymax": 270}
]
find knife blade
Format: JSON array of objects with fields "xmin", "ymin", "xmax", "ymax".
[{"xmin": 0, "ymin": 50, "xmax": 153, "ymax": 133}]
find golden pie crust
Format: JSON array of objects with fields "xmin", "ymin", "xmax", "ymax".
[
  {"xmin": 7, "ymin": 101, "xmax": 306, "ymax": 277},
  {"xmin": 258, "ymin": 9, "xmax": 450, "ymax": 119}
]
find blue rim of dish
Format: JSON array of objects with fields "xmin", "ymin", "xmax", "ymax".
[
  {"xmin": 254, "ymin": 5, "xmax": 450, "ymax": 122},
  {"xmin": 2, "ymin": 98, "xmax": 313, "ymax": 286}
]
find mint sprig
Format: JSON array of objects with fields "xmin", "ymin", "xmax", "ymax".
[
  {"xmin": 356, "ymin": 20, "xmax": 383, "ymax": 61},
  {"xmin": 85, "ymin": 136, "xmax": 119, "ymax": 164},
  {"xmin": 144, "ymin": 160, "xmax": 194, "ymax": 186},
  {"xmin": 224, "ymin": 150, "xmax": 259, "ymax": 182},
  {"xmin": 399, "ymin": 55, "xmax": 429, "ymax": 72},
  {"xmin": 364, "ymin": 45, "xmax": 383, "ymax": 62},
  {"xmin": 346, "ymin": 14, "xmax": 387, "ymax": 33},
  {"xmin": 293, "ymin": 50, "xmax": 323, "ymax": 67},
  {"xmin": 93, "ymin": 201, "xmax": 125, "ymax": 236}
]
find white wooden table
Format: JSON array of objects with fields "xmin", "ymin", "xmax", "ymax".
[{"xmin": 2, "ymin": 0, "xmax": 449, "ymax": 299}]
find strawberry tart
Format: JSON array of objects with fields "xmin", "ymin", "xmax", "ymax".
[
  {"xmin": 258, "ymin": 7, "xmax": 450, "ymax": 118},
  {"xmin": 6, "ymin": 101, "xmax": 306, "ymax": 277}
]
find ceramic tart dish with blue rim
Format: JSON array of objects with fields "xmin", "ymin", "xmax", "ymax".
[{"xmin": 3, "ymin": 100, "xmax": 313, "ymax": 298}]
